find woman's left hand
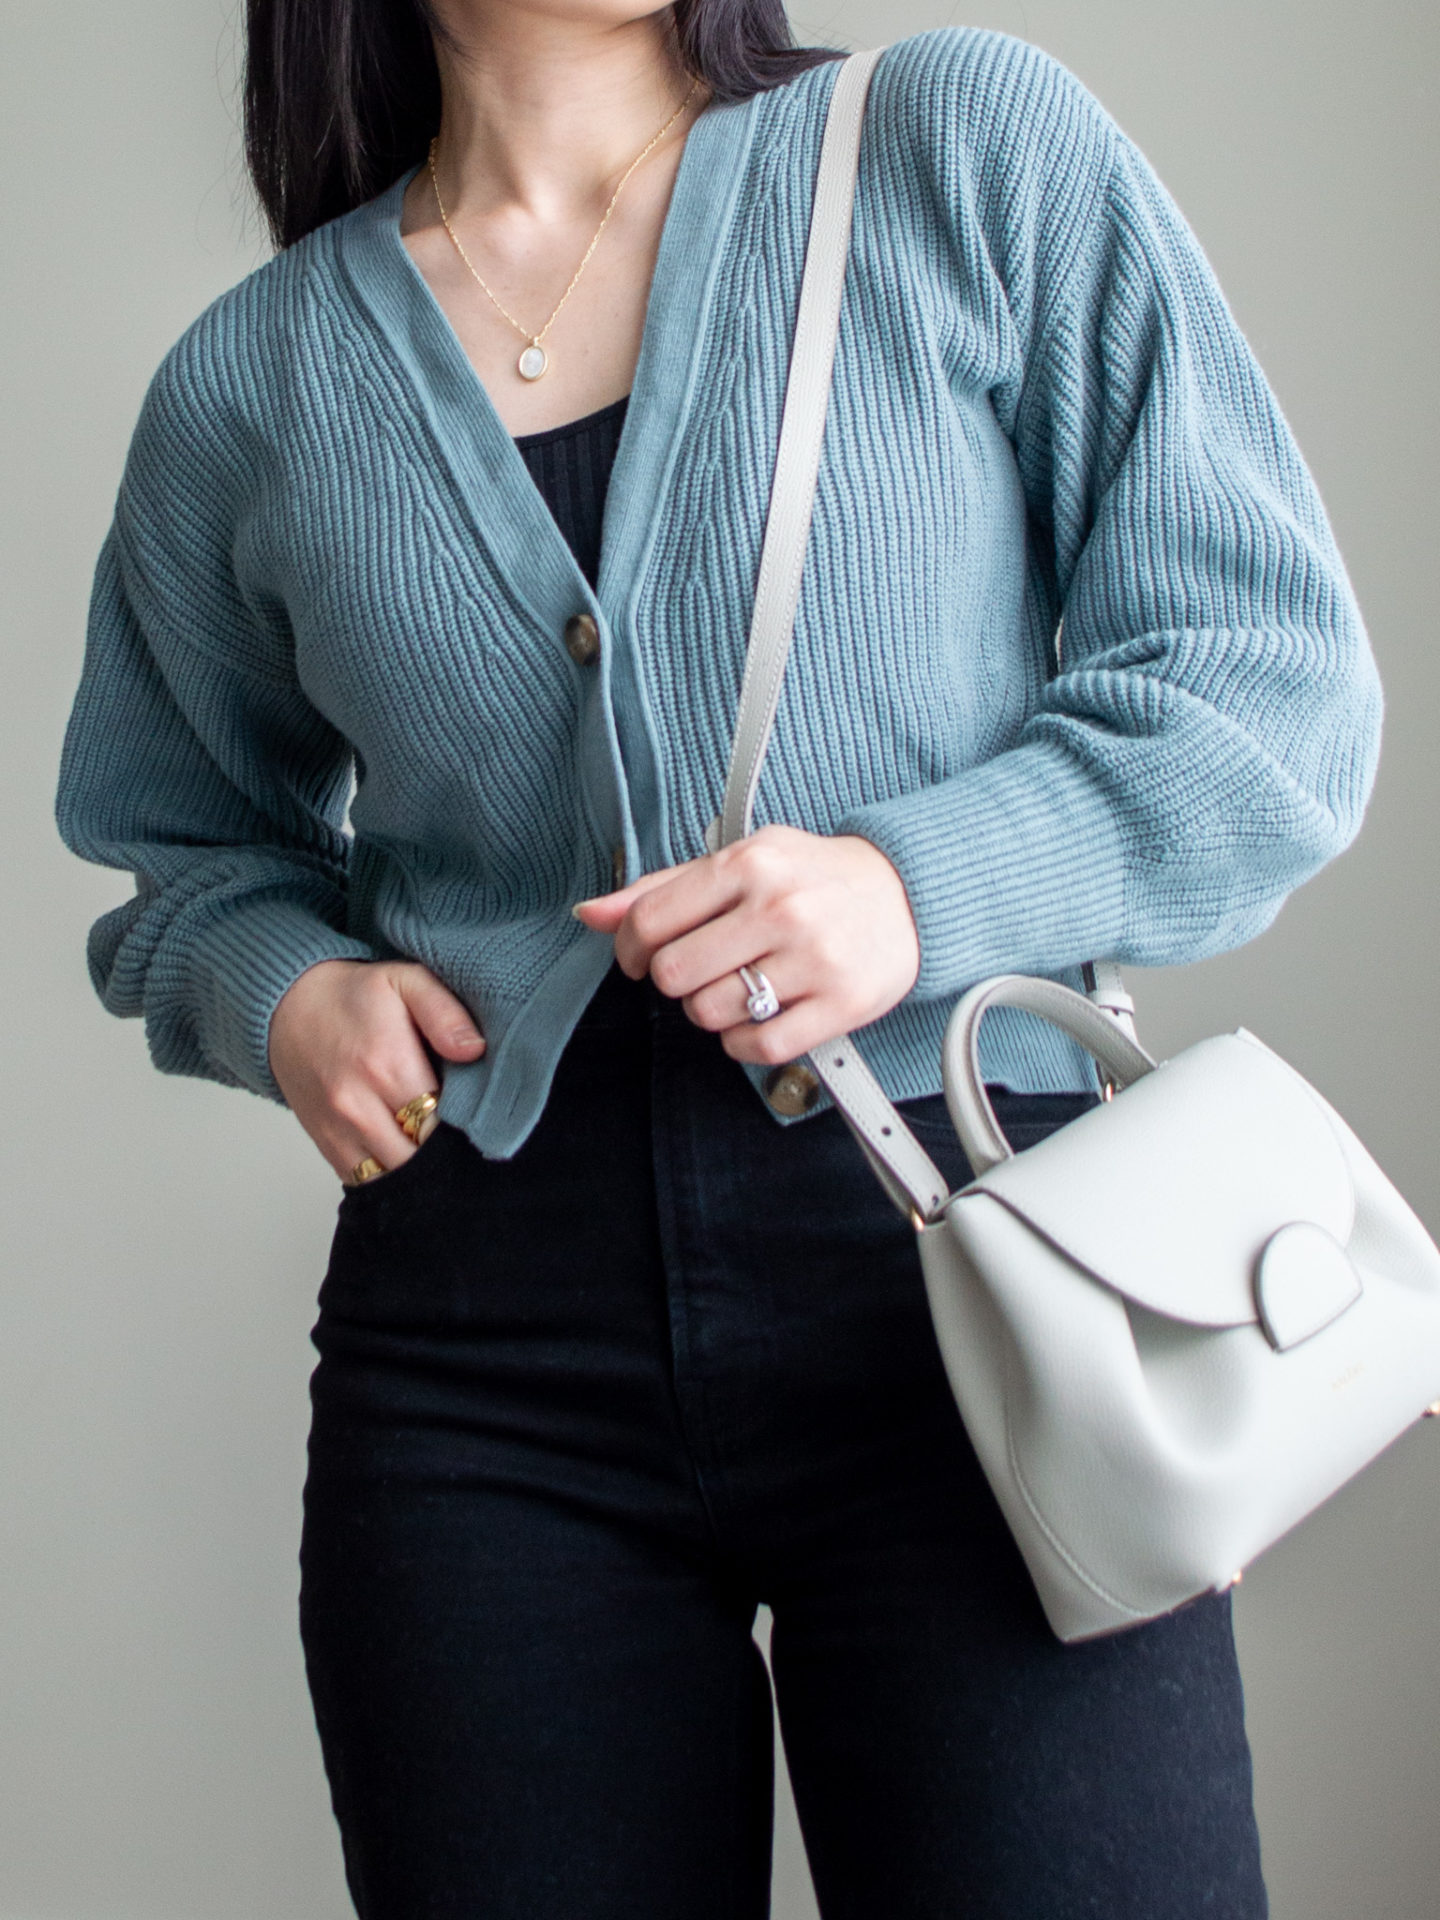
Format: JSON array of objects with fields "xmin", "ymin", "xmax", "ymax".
[{"xmin": 571, "ymin": 825, "xmax": 921, "ymax": 1063}]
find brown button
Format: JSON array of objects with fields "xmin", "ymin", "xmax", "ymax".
[
  {"xmin": 764, "ymin": 1063, "xmax": 821, "ymax": 1117},
  {"xmin": 563, "ymin": 612, "xmax": 600, "ymax": 666},
  {"xmin": 611, "ymin": 843, "xmax": 627, "ymax": 890}
]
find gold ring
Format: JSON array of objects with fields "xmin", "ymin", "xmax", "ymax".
[
  {"xmin": 349, "ymin": 1156, "xmax": 385, "ymax": 1185},
  {"xmin": 395, "ymin": 1090, "xmax": 440, "ymax": 1143}
]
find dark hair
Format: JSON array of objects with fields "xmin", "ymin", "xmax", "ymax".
[{"xmin": 243, "ymin": 1, "xmax": 844, "ymax": 251}]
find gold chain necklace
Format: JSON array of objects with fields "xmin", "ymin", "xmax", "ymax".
[{"xmin": 428, "ymin": 77, "xmax": 700, "ymax": 383}]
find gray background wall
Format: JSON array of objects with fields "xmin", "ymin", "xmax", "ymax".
[{"xmin": 3, "ymin": 1, "xmax": 1435, "ymax": 1914}]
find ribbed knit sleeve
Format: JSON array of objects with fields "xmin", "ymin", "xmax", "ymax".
[
  {"xmin": 50, "ymin": 34, "xmax": 1393, "ymax": 1147},
  {"xmin": 55, "ymin": 350, "xmax": 375, "ymax": 1105},
  {"xmin": 836, "ymin": 41, "xmax": 1383, "ymax": 998}
]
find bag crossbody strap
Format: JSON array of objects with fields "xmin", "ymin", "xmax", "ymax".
[
  {"xmin": 710, "ymin": 47, "xmax": 1127, "ymax": 1224},
  {"xmin": 712, "ymin": 45, "xmax": 886, "ymax": 851},
  {"xmin": 705, "ymin": 47, "xmax": 951, "ymax": 1226}
]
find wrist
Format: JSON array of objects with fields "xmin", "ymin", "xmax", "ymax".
[
  {"xmin": 835, "ymin": 832, "xmax": 921, "ymax": 995},
  {"xmin": 267, "ymin": 956, "xmax": 365, "ymax": 1078}
]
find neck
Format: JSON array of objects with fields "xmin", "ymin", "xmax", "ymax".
[{"xmin": 427, "ymin": 5, "xmax": 700, "ymax": 222}]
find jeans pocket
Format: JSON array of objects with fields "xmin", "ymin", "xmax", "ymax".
[
  {"xmin": 337, "ymin": 1117, "xmax": 450, "ymax": 1211},
  {"xmin": 891, "ymin": 1091, "xmax": 960, "ymax": 1144},
  {"xmin": 894, "ymin": 1088, "xmax": 1101, "ymax": 1153}
]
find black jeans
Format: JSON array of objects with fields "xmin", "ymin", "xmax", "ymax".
[{"xmin": 299, "ymin": 961, "xmax": 1267, "ymax": 1919}]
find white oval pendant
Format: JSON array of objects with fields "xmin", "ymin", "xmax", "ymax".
[{"xmin": 517, "ymin": 344, "xmax": 548, "ymax": 382}]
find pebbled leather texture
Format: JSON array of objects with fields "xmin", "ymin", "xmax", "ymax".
[
  {"xmin": 923, "ymin": 998, "xmax": 1440, "ymax": 1640},
  {"xmin": 1254, "ymin": 1222, "xmax": 1364, "ymax": 1352}
]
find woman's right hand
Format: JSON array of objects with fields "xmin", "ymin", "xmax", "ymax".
[{"xmin": 268, "ymin": 959, "xmax": 486, "ymax": 1183}]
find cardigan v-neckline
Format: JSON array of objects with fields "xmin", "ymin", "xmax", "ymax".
[{"xmin": 334, "ymin": 86, "xmax": 767, "ymax": 636}]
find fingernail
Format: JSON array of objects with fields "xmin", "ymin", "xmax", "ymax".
[
  {"xmin": 571, "ymin": 902, "xmax": 592, "ymax": 918},
  {"xmin": 452, "ymin": 1026, "xmax": 483, "ymax": 1048}
]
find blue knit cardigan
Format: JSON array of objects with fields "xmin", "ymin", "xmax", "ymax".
[{"xmin": 54, "ymin": 28, "xmax": 1383, "ymax": 1158}]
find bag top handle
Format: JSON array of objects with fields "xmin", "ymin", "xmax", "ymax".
[{"xmin": 943, "ymin": 977, "xmax": 1157, "ymax": 1179}]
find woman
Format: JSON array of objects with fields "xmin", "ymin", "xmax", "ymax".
[{"xmin": 54, "ymin": 0, "xmax": 1381, "ymax": 1913}]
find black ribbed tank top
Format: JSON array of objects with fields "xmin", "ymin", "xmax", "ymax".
[{"xmin": 513, "ymin": 393, "xmax": 630, "ymax": 590}]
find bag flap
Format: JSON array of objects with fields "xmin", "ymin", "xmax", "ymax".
[{"xmin": 960, "ymin": 1032, "xmax": 1356, "ymax": 1328}]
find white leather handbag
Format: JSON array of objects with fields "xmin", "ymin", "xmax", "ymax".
[{"xmin": 713, "ymin": 48, "xmax": 1440, "ymax": 1642}]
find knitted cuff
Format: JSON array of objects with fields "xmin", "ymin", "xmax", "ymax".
[
  {"xmin": 179, "ymin": 894, "xmax": 377, "ymax": 1105},
  {"xmin": 833, "ymin": 744, "xmax": 1127, "ymax": 1002}
]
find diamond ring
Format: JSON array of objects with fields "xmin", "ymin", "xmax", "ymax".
[{"xmin": 738, "ymin": 964, "xmax": 782, "ymax": 1023}]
